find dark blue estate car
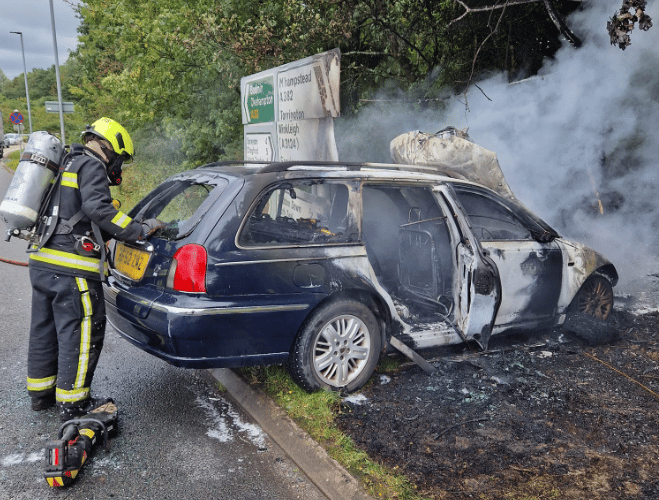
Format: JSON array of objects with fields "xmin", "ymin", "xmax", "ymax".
[{"xmin": 105, "ymin": 161, "xmax": 617, "ymax": 392}]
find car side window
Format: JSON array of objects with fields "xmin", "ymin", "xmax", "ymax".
[
  {"xmin": 239, "ymin": 181, "xmax": 353, "ymax": 247},
  {"xmin": 454, "ymin": 187, "xmax": 532, "ymax": 241}
]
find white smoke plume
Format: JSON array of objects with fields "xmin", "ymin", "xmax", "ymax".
[{"xmin": 336, "ymin": 0, "xmax": 659, "ymax": 301}]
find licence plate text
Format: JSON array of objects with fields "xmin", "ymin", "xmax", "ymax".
[{"xmin": 114, "ymin": 242, "xmax": 150, "ymax": 280}]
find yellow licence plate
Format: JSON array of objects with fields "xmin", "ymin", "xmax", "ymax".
[{"xmin": 114, "ymin": 242, "xmax": 151, "ymax": 281}]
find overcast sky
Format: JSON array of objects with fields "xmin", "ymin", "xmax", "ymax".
[{"xmin": 0, "ymin": 0, "xmax": 80, "ymax": 80}]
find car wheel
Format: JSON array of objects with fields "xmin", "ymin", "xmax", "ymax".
[
  {"xmin": 289, "ymin": 299, "xmax": 381, "ymax": 393},
  {"xmin": 563, "ymin": 275, "xmax": 615, "ymax": 345},
  {"xmin": 572, "ymin": 275, "xmax": 614, "ymax": 321}
]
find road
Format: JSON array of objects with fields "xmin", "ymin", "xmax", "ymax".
[{"xmin": 0, "ymin": 155, "xmax": 326, "ymax": 499}]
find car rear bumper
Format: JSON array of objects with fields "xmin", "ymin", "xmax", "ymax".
[{"xmin": 103, "ymin": 277, "xmax": 313, "ymax": 368}]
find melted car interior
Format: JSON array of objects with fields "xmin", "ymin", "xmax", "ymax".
[{"xmin": 361, "ymin": 184, "xmax": 455, "ymax": 320}]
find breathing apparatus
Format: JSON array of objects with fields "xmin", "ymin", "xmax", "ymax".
[
  {"xmin": 0, "ymin": 131, "xmax": 65, "ymax": 243},
  {"xmin": 0, "ymin": 118, "xmax": 134, "ymax": 247}
]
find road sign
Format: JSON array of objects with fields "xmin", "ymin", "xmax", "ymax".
[
  {"xmin": 243, "ymin": 77, "xmax": 275, "ymax": 124},
  {"xmin": 45, "ymin": 101, "xmax": 75, "ymax": 114},
  {"xmin": 241, "ymin": 49, "xmax": 340, "ymax": 162},
  {"xmin": 10, "ymin": 111, "xmax": 23, "ymax": 124}
]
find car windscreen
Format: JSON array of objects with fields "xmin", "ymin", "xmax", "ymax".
[{"xmin": 129, "ymin": 175, "xmax": 229, "ymax": 240}]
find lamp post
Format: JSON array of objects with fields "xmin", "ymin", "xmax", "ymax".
[
  {"xmin": 49, "ymin": 0, "xmax": 66, "ymax": 144},
  {"xmin": 10, "ymin": 31, "xmax": 33, "ymax": 135}
]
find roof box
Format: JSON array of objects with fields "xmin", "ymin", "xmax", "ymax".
[{"xmin": 390, "ymin": 127, "xmax": 517, "ymax": 201}]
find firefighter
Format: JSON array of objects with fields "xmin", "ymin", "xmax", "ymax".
[{"xmin": 26, "ymin": 117, "xmax": 162, "ymax": 422}]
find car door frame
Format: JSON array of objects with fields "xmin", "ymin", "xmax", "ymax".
[
  {"xmin": 433, "ymin": 184, "xmax": 502, "ymax": 349},
  {"xmin": 450, "ymin": 184, "xmax": 564, "ymax": 331}
]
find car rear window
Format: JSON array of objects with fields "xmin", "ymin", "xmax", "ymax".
[{"xmin": 129, "ymin": 175, "xmax": 229, "ymax": 240}]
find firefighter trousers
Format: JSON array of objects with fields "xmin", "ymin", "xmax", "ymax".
[{"xmin": 27, "ymin": 266, "xmax": 106, "ymax": 407}]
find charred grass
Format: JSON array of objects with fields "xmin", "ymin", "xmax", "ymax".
[
  {"xmin": 246, "ymin": 310, "xmax": 659, "ymax": 499},
  {"xmin": 335, "ymin": 309, "xmax": 659, "ymax": 499}
]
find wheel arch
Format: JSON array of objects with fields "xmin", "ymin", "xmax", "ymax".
[
  {"xmin": 293, "ymin": 289, "xmax": 391, "ymax": 356},
  {"xmin": 594, "ymin": 264, "xmax": 618, "ymax": 287}
]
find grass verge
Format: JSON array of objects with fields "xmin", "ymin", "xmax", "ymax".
[
  {"xmin": 242, "ymin": 362, "xmax": 429, "ymax": 500},
  {"xmin": 2, "ymin": 149, "xmax": 21, "ymax": 171}
]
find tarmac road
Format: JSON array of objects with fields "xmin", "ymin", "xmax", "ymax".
[{"xmin": 0, "ymin": 157, "xmax": 327, "ymax": 500}]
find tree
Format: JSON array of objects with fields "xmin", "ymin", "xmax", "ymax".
[
  {"xmin": 69, "ymin": 0, "xmax": 586, "ymax": 163},
  {"xmin": 607, "ymin": 0, "xmax": 653, "ymax": 49}
]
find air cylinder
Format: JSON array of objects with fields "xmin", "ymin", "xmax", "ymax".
[{"xmin": 0, "ymin": 131, "xmax": 64, "ymax": 232}]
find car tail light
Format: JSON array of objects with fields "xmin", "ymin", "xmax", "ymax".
[{"xmin": 167, "ymin": 244, "xmax": 207, "ymax": 293}]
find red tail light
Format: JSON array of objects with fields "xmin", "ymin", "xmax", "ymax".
[{"xmin": 168, "ymin": 244, "xmax": 207, "ymax": 293}]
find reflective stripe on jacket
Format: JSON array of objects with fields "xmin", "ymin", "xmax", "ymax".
[{"xmin": 29, "ymin": 144, "xmax": 143, "ymax": 280}]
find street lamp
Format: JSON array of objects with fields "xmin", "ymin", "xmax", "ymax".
[
  {"xmin": 10, "ymin": 31, "xmax": 33, "ymax": 135},
  {"xmin": 49, "ymin": 0, "xmax": 66, "ymax": 144}
]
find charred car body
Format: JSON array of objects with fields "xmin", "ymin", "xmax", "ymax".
[{"xmin": 105, "ymin": 140, "xmax": 617, "ymax": 392}]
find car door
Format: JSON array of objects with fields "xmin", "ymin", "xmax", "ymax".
[
  {"xmin": 434, "ymin": 185, "xmax": 501, "ymax": 349},
  {"xmin": 451, "ymin": 184, "xmax": 563, "ymax": 329},
  {"xmin": 359, "ymin": 182, "xmax": 501, "ymax": 350}
]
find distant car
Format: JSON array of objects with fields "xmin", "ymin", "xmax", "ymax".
[
  {"xmin": 4, "ymin": 133, "xmax": 21, "ymax": 146},
  {"xmin": 105, "ymin": 161, "xmax": 617, "ymax": 393}
]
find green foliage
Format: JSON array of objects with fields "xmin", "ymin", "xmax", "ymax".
[
  {"xmin": 3, "ymin": 0, "xmax": 580, "ymax": 165},
  {"xmin": 0, "ymin": 96, "xmax": 87, "ymax": 143}
]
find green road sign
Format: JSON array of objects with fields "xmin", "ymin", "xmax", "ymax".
[{"xmin": 243, "ymin": 76, "xmax": 275, "ymax": 124}]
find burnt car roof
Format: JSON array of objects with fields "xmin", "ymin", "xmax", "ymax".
[{"xmin": 189, "ymin": 160, "xmax": 483, "ymax": 186}]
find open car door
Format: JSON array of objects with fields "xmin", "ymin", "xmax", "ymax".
[{"xmin": 435, "ymin": 184, "xmax": 502, "ymax": 349}]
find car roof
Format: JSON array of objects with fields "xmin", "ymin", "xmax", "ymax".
[{"xmin": 191, "ymin": 160, "xmax": 485, "ymax": 187}]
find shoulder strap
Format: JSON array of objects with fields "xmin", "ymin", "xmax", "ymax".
[
  {"xmin": 30, "ymin": 145, "xmax": 85, "ymax": 251},
  {"xmin": 91, "ymin": 222, "xmax": 108, "ymax": 283}
]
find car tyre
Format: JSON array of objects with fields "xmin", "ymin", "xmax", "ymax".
[
  {"xmin": 563, "ymin": 275, "xmax": 615, "ymax": 345},
  {"xmin": 289, "ymin": 299, "xmax": 381, "ymax": 393},
  {"xmin": 571, "ymin": 274, "xmax": 614, "ymax": 321}
]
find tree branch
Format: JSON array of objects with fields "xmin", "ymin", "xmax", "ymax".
[
  {"xmin": 452, "ymin": 0, "xmax": 583, "ymax": 48},
  {"xmin": 543, "ymin": 0, "xmax": 582, "ymax": 47},
  {"xmin": 451, "ymin": 0, "xmax": 544, "ymax": 26}
]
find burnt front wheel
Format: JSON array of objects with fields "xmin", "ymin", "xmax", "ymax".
[
  {"xmin": 289, "ymin": 299, "xmax": 381, "ymax": 393},
  {"xmin": 572, "ymin": 275, "xmax": 614, "ymax": 321},
  {"xmin": 564, "ymin": 275, "xmax": 615, "ymax": 345}
]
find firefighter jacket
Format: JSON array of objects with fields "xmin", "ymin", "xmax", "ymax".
[{"xmin": 29, "ymin": 144, "xmax": 143, "ymax": 280}]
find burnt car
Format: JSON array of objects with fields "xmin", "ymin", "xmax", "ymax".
[{"xmin": 105, "ymin": 160, "xmax": 617, "ymax": 392}]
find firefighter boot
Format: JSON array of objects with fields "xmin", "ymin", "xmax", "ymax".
[
  {"xmin": 31, "ymin": 392, "xmax": 56, "ymax": 411},
  {"xmin": 59, "ymin": 397, "xmax": 114, "ymax": 423}
]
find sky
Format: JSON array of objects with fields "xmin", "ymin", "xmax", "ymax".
[{"xmin": 0, "ymin": 0, "xmax": 80, "ymax": 80}]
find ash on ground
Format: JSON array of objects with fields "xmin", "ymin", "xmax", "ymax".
[{"xmin": 336, "ymin": 309, "xmax": 659, "ymax": 499}]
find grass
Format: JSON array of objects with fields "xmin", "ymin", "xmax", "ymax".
[
  {"xmin": 241, "ymin": 359, "xmax": 428, "ymax": 500},
  {"xmin": 2, "ymin": 149, "xmax": 21, "ymax": 171}
]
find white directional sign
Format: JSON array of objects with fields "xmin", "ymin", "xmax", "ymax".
[
  {"xmin": 277, "ymin": 119, "xmax": 338, "ymax": 162},
  {"xmin": 241, "ymin": 49, "xmax": 340, "ymax": 162},
  {"xmin": 245, "ymin": 132, "xmax": 276, "ymax": 161},
  {"xmin": 45, "ymin": 101, "xmax": 75, "ymax": 113}
]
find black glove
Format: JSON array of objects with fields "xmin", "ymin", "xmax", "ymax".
[{"xmin": 141, "ymin": 218, "xmax": 166, "ymax": 238}]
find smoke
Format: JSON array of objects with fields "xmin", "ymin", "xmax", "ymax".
[{"xmin": 335, "ymin": 0, "xmax": 659, "ymax": 298}]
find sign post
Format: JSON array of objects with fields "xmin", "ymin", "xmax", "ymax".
[
  {"xmin": 241, "ymin": 49, "xmax": 340, "ymax": 162},
  {"xmin": 9, "ymin": 110, "xmax": 25, "ymax": 151}
]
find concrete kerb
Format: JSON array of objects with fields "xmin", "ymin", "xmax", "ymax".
[{"xmin": 208, "ymin": 368, "xmax": 374, "ymax": 500}]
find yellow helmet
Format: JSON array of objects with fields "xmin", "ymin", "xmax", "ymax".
[{"xmin": 83, "ymin": 117, "xmax": 134, "ymax": 164}]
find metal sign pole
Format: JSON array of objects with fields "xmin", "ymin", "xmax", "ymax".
[
  {"xmin": 49, "ymin": 0, "xmax": 66, "ymax": 144},
  {"xmin": 10, "ymin": 32, "xmax": 33, "ymax": 134}
]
